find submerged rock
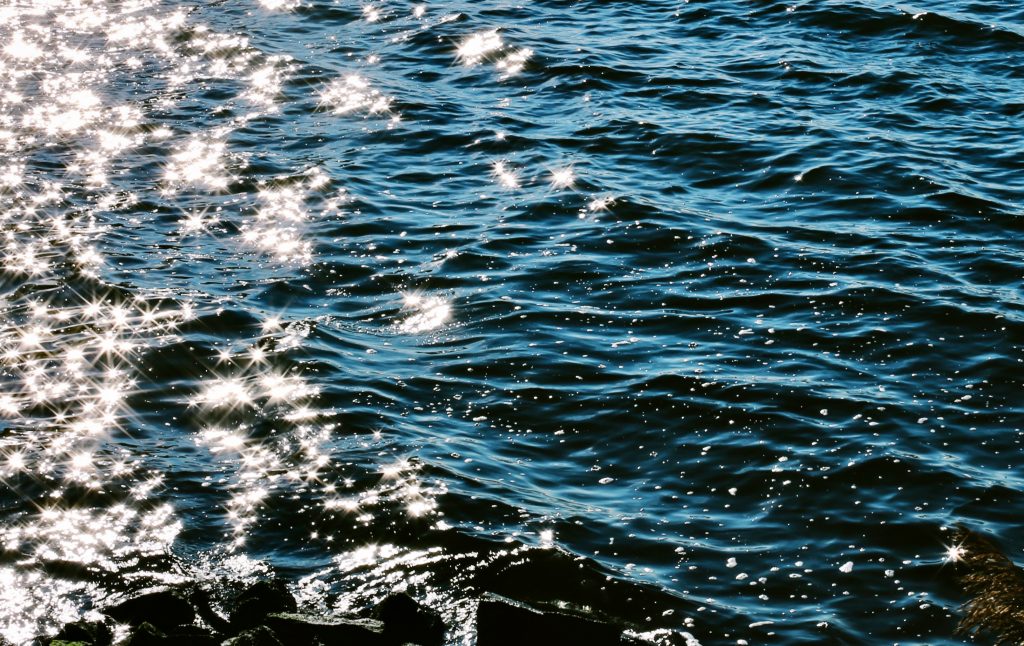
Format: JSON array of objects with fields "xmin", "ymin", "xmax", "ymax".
[
  {"xmin": 51, "ymin": 619, "xmax": 113, "ymax": 646},
  {"xmin": 223, "ymin": 626, "xmax": 283, "ymax": 646},
  {"xmin": 105, "ymin": 590, "xmax": 196, "ymax": 632},
  {"xmin": 229, "ymin": 580, "xmax": 298, "ymax": 631},
  {"xmin": 476, "ymin": 593, "xmax": 623, "ymax": 646},
  {"xmin": 374, "ymin": 593, "xmax": 446, "ymax": 646}
]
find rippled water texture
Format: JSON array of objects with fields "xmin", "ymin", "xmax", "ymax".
[{"xmin": 1, "ymin": 0, "xmax": 1023, "ymax": 643}]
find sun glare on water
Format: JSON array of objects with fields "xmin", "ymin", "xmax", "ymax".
[
  {"xmin": 0, "ymin": 1, "xmax": 369, "ymax": 640},
  {"xmin": 398, "ymin": 292, "xmax": 452, "ymax": 333},
  {"xmin": 0, "ymin": 0, "xmax": 529, "ymax": 643}
]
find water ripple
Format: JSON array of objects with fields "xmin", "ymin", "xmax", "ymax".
[{"xmin": 1, "ymin": 0, "xmax": 1023, "ymax": 643}]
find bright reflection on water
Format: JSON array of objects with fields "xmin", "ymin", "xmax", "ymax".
[
  {"xmin": 0, "ymin": 0, "xmax": 551, "ymax": 638},
  {"xmin": 164, "ymin": 135, "xmax": 233, "ymax": 192},
  {"xmin": 548, "ymin": 165, "xmax": 576, "ymax": 191},
  {"xmin": 456, "ymin": 30, "xmax": 503, "ymax": 67},
  {"xmin": 398, "ymin": 293, "xmax": 452, "ymax": 334},
  {"xmin": 491, "ymin": 161, "xmax": 520, "ymax": 189},
  {"xmin": 0, "ymin": 0, "xmax": 369, "ymax": 640},
  {"xmin": 0, "ymin": 0, "xmax": 597, "ymax": 640},
  {"xmin": 244, "ymin": 57, "xmax": 293, "ymax": 110},
  {"xmin": 0, "ymin": 285, "xmax": 191, "ymax": 642},
  {"xmin": 456, "ymin": 29, "xmax": 532, "ymax": 78},
  {"xmin": 259, "ymin": 0, "xmax": 302, "ymax": 11},
  {"xmin": 319, "ymin": 74, "xmax": 394, "ymax": 118},
  {"xmin": 6, "ymin": 0, "xmax": 1017, "ymax": 643}
]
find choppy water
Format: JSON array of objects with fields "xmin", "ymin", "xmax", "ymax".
[{"xmin": 1, "ymin": 0, "xmax": 1022, "ymax": 643}]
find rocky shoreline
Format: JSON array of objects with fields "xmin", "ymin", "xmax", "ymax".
[
  {"xmin": 23, "ymin": 524, "xmax": 1024, "ymax": 646},
  {"xmin": 23, "ymin": 579, "xmax": 674, "ymax": 646}
]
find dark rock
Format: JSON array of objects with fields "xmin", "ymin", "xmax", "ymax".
[
  {"xmin": 374, "ymin": 593, "xmax": 445, "ymax": 646},
  {"xmin": 264, "ymin": 612, "xmax": 386, "ymax": 646},
  {"xmin": 166, "ymin": 624, "xmax": 220, "ymax": 646},
  {"xmin": 954, "ymin": 524, "xmax": 1024, "ymax": 644},
  {"xmin": 105, "ymin": 589, "xmax": 195, "ymax": 632},
  {"xmin": 223, "ymin": 626, "xmax": 284, "ymax": 646},
  {"xmin": 188, "ymin": 586, "xmax": 232, "ymax": 634},
  {"xmin": 52, "ymin": 619, "xmax": 113, "ymax": 646},
  {"xmin": 47, "ymin": 642, "xmax": 90, "ymax": 646},
  {"xmin": 123, "ymin": 622, "xmax": 168, "ymax": 646},
  {"xmin": 229, "ymin": 580, "xmax": 297, "ymax": 631},
  {"xmin": 476, "ymin": 594, "xmax": 623, "ymax": 646}
]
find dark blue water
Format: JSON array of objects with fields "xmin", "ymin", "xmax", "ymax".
[{"xmin": 1, "ymin": 0, "xmax": 1022, "ymax": 643}]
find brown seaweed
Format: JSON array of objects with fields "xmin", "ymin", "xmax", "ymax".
[{"xmin": 954, "ymin": 525, "xmax": 1024, "ymax": 644}]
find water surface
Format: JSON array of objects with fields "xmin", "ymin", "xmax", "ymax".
[{"xmin": 1, "ymin": 0, "xmax": 1022, "ymax": 643}]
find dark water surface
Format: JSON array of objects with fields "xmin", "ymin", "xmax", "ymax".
[{"xmin": 1, "ymin": 0, "xmax": 1022, "ymax": 643}]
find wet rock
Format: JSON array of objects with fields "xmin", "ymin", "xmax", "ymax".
[
  {"xmin": 264, "ymin": 612, "xmax": 386, "ymax": 646},
  {"xmin": 374, "ymin": 593, "xmax": 445, "ymax": 646},
  {"xmin": 223, "ymin": 626, "xmax": 283, "ymax": 646},
  {"xmin": 954, "ymin": 524, "xmax": 1024, "ymax": 644},
  {"xmin": 52, "ymin": 619, "xmax": 113, "ymax": 646},
  {"xmin": 189, "ymin": 586, "xmax": 232, "ymax": 634},
  {"xmin": 229, "ymin": 580, "xmax": 297, "ymax": 631},
  {"xmin": 166, "ymin": 624, "xmax": 220, "ymax": 646},
  {"xmin": 123, "ymin": 622, "xmax": 168, "ymax": 646},
  {"xmin": 476, "ymin": 593, "xmax": 623, "ymax": 646},
  {"xmin": 105, "ymin": 589, "xmax": 195, "ymax": 632}
]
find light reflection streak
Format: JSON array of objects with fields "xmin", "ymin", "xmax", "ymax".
[
  {"xmin": 244, "ymin": 56, "xmax": 293, "ymax": 109},
  {"xmin": 491, "ymin": 160, "xmax": 520, "ymax": 189},
  {"xmin": 258, "ymin": 0, "xmax": 302, "ymax": 11},
  {"xmin": 398, "ymin": 292, "xmax": 452, "ymax": 333},
  {"xmin": 163, "ymin": 134, "xmax": 233, "ymax": 191},
  {"xmin": 239, "ymin": 184, "xmax": 317, "ymax": 264},
  {"xmin": 189, "ymin": 319, "xmax": 358, "ymax": 540},
  {"xmin": 495, "ymin": 47, "xmax": 532, "ymax": 78},
  {"xmin": 456, "ymin": 30, "xmax": 503, "ymax": 67},
  {"xmin": 0, "ymin": 172, "xmax": 194, "ymax": 642},
  {"xmin": 0, "ymin": 3, "xmax": 287, "ymax": 638},
  {"xmin": 456, "ymin": 29, "xmax": 533, "ymax": 78},
  {"xmin": 549, "ymin": 165, "xmax": 576, "ymax": 190},
  {"xmin": 0, "ymin": 0, "xmax": 447, "ymax": 641},
  {"xmin": 0, "ymin": 501, "xmax": 181, "ymax": 643},
  {"xmin": 0, "ymin": 568, "xmax": 100, "ymax": 646},
  {"xmin": 587, "ymin": 194, "xmax": 615, "ymax": 213},
  {"xmin": 362, "ymin": 4, "xmax": 381, "ymax": 23},
  {"xmin": 319, "ymin": 74, "xmax": 393, "ymax": 117}
]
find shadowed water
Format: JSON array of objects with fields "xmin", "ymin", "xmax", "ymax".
[{"xmin": 1, "ymin": 0, "xmax": 1022, "ymax": 643}]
